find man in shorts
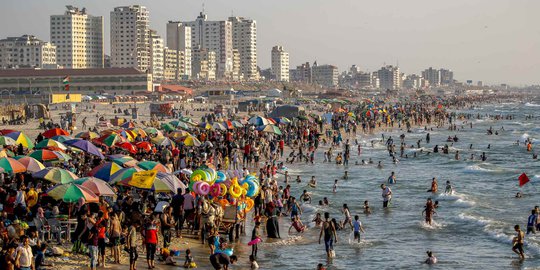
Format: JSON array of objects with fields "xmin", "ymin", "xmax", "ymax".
[
  {"xmin": 527, "ymin": 210, "xmax": 537, "ymax": 234},
  {"xmin": 512, "ymin": 224, "xmax": 525, "ymax": 259},
  {"xmin": 352, "ymin": 215, "xmax": 366, "ymax": 243}
]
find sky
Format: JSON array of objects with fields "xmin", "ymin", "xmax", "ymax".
[{"xmin": 1, "ymin": 0, "xmax": 539, "ymax": 86}]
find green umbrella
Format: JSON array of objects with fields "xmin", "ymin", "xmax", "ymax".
[
  {"xmin": 161, "ymin": 123, "xmax": 175, "ymax": 132},
  {"xmin": 0, "ymin": 136, "xmax": 17, "ymax": 146},
  {"xmin": 109, "ymin": 167, "xmax": 142, "ymax": 184},
  {"xmin": 32, "ymin": 167, "xmax": 78, "ymax": 184},
  {"xmin": 46, "ymin": 183, "xmax": 99, "ymax": 203}
]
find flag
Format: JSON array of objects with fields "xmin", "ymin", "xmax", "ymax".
[
  {"xmin": 129, "ymin": 169, "xmax": 158, "ymax": 189},
  {"xmin": 519, "ymin": 173, "xmax": 530, "ymax": 187},
  {"xmin": 63, "ymin": 76, "xmax": 70, "ymax": 91}
]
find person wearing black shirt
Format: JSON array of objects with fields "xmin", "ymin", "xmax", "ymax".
[{"xmin": 209, "ymin": 253, "xmax": 237, "ymax": 270}]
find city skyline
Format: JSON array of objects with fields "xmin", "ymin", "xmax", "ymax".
[{"xmin": 1, "ymin": 0, "xmax": 539, "ymax": 85}]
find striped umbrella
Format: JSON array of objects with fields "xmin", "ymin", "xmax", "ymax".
[
  {"xmin": 50, "ymin": 135, "xmax": 73, "ymax": 143},
  {"xmin": 212, "ymin": 122, "xmax": 227, "ymax": 131},
  {"xmin": 129, "ymin": 128, "xmax": 148, "ymax": 138},
  {"xmin": 35, "ymin": 139, "xmax": 68, "ymax": 151},
  {"xmin": 64, "ymin": 139, "xmax": 104, "ymax": 159},
  {"xmin": 88, "ymin": 162, "xmax": 123, "ymax": 181},
  {"xmin": 111, "ymin": 156, "xmax": 138, "ymax": 167},
  {"xmin": 42, "ymin": 128, "xmax": 70, "ymax": 138},
  {"xmin": 29, "ymin": 149, "xmax": 67, "ymax": 162},
  {"xmin": 161, "ymin": 123, "xmax": 175, "ymax": 132},
  {"xmin": 183, "ymin": 135, "xmax": 202, "ymax": 147},
  {"xmin": 137, "ymin": 161, "xmax": 171, "ymax": 173},
  {"xmin": 95, "ymin": 134, "xmax": 124, "ymax": 147},
  {"xmin": 168, "ymin": 130, "xmax": 190, "ymax": 139},
  {"xmin": 46, "ymin": 183, "xmax": 98, "ymax": 203},
  {"xmin": 135, "ymin": 141, "xmax": 152, "ymax": 152},
  {"xmin": 109, "ymin": 167, "xmax": 142, "ymax": 184},
  {"xmin": 0, "ymin": 136, "xmax": 17, "ymax": 146},
  {"xmin": 116, "ymin": 142, "xmax": 137, "ymax": 154},
  {"xmin": 151, "ymin": 136, "xmax": 175, "ymax": 147},
  {"xmin": 248, "ymin": 116, "xmax": 270, "ymax": 126},
  {"xmin": 74, "ymin": 131, "xmax": 99, "ymax": 140},
  {"xmin": 5, "ymin": 131, "xmax": 34, "ymax": 149},
  {"xmin": 0, "ymin": 157, "xmax": 26, "ymax": 174},
  {"xmin": 32, "ymin": 167, "xmax": 78, "ymax": 184},
  {"xmin": 72, "ymin": 177, "xmax": 116, "ymax": 197},
  {"xmin": 17, "ymin": 156, "xmax": 45, "ymax": 173}
]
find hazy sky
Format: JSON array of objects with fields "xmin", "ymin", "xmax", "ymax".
[{"xmin": 1, "ymin": 0, "xmax": 539, "ymax": 85}]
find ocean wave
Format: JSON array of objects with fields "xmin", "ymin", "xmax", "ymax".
[
  {"xmin": 261, "ymin": 235, "xmax": 304, "ymax": 247},
  {"xmin": 436, "ymin": 193, "xmax": 476, "ymax": 207},
  {"xmin": 525, "ymin": 102, "xmax": 540, "ymax": 107},
  {"xmin": 419, "ymin": 220, "xmax": 444, "ymax": 230},
  {"xmin": 463, "ymin": 165, "xmax": 493, "ymax": 173}
]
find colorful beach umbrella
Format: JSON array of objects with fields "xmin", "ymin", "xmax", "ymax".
[
  {"xmin": 16, "ymin": 156, "xmax": 45, "ymax": 173},
  {"xmin": 199, "ymin": 122, "xmax": 213, "ymax": 130},
  {"xmin": 135, "ymin": 141, "xmax": 152, "ymax": 152},
  {"xmin": 118, "ymin": 130, "xmax": 136, "ymax": 142},
  {"xmin": 46, "ymin": 183, "xmax": 98, "ymax": 203},
  {"xmin": 33, "ymin": 167, "xmax": 78, "ymax": 184},
  {"xmin": 64, "ymin": 139, "xmax": 105, "ymax": 159},
  {"xmin": 258, "ymin": 124, "xmax": 282, "ymax": 135},
  {"xmin": 0, "ymin": 129, "xmax": 17, "ymax": 135},
  {"xmin": 129, "ymin": 128, "xmax": 148, "ymax": 138},
  {"xmin": 179, "ymin": 117, "xmax": 196, "ymax": 126},
  {"xmin": 168, "ymin": 130, "xmax": 191, "ymax": 139},
  {"xmin": 118, "ymin": 171, "xmax": 182, "ymax": 193},
  {"xmin": 248, "ymin": 116, "xmax": 270, "ymax": 126},
  {"xmin": 144, "ymin": 127, "xmax": 161, "ymax": 136},
  {"xmin": 161, "ymin": 123, "xmax": 175, "ymax": 132},
  {"xmin": 95, "ymin": 134, "xmax": 123, "ymax": 147},
  {"xmin": 50, "ymin": 135, "xmax": 73, "ymax": 143},
  {"xmin": 170, "ymin": 120, "xmax": 190, "ymax": 130},
  {"xmin": 72, "ymin": 177, "xmax": 116, "ymax": 197},
  {"xmin": 35, "ymin": 139, "xmax": 68, "ymax": 151},
  {"xmin": 0, "ymin": 157, "xmax": 26, "ymax": 174},
  {"xmin": 137, "ymin": 161, "xmax": 170, "ymax": 173},
  {"xmin": 29, "ymin": 149, "xmax": 66, "ymax": 162},
  {"xmin": 116, "ymin": 142, "xmax": 137, "ymax": 154},
  {"xmin": 121, "ymin": 122, "xmax": 135, "ymax": 129},
  {"xmin": 88, "ymin": 162, "xmax": 122, "ymax": 181},
  {"xmin": 0, "ymin": 136, "xmax": 17, "ymax": 146},
  {"xmin": 151, "ymin": 136, "xmax": 175, "ymax": 147},
  {"xmin": 183, "ymin": 135, "xmax": 202, "ymax": 147},
  {"xmin": 74, "ymin": 131, "xmax": 99, "ymax": 140},
  {"xmin": 5, "ymin": 131, "xmax": 34, "ymax": 149},
  {"xmin": 231, "ymin": 120, "xmax": 244, "ymax": 128},
  {"xmin": 111, "ymin": 156, "xmax": 138, "ymax": 167},
  {"xmin": 42, "ymin": 128, "xmax": 70, "ymax": 138},
  {"xmin": 212, "ymin": 122, "xmax": 227, "ymax": 131},
  {"xmin": 109, "ymin": 167, "xmax": 142, "ymax": 184}
]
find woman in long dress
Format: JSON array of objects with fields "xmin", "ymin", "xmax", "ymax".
[{"xmin": 265, "ymin": 202, "xmax": 280, "ymax": 238}]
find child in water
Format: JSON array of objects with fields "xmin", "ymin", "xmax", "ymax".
[
  {"xmin": 363, "ymin": 200, "xmax": 372, "ymax": 214},
  {"xmin": 445, "ymin": 181, "xmax": 454, "ymax": 194},
  {"xmin": 289, "ymin": 215, "xmax": 306, "ymax": 233},
  {"xmin": 312, "ymin": 213, "xmax": 323, "ymax": 227},
  {"xmin": 342, "ymin": 171, "xmax": 349, "ymax": 180},
  {"xmin": 333, "ymin": 179, "xmax": 338, "ymax": 193},
  {"xmin": 184, "ymin": 249, "xmax": 197, "ymax": 268}
]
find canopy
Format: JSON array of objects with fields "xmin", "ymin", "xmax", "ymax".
[
  {"xmin": 33, "ymin": 167, "xmax": 78, "ymax": 184},
  {"xmin": 35, "ymin": 139, "xmax": 68, "ymax": 151},
  {"xmin": 0, "ymin": 136, "xmax": 17, "ymax": 146},
  {"xmin": 46, "ymin": 183, "xmax": 99, "ymax": 203}
]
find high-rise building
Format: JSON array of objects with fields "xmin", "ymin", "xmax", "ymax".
[
  {"xmin": 228, "ymin": 16, "xmax": 258, "ymax": 81},
  {"xmin": 0, "ymin": 35, "xmax": 57, "ymax": 69},
  {"xmin": 403, "ymin": 74, "xmax": 427, "ymax": 89},
  {"xmin": 110, "ymin": 5, "xmax": 151, "ymax": 72},
  {"xmin": 149, "ymin": 30, "xmax": 164, "ymax": 81},
  {"xmin": 166, "ymin": 22, "xmax": 192, "ymax": 79},
  {"xmin": 312, "ymin": 62, "xmax": 339, "ymax": 87},
  {"xmin": 422, "ymin": 67, "xmax": 441, "ymax": 87},
  {"xmin": 440, "ymin": 68, "xmax": 454, "ymax": 85},
  {"xmin": 50, "ymin": 6, "xmax": 103, "ymax": 68},
  {"xmin": 163, "ymin": 48, "xmax": 178, "ymax": 81},
  {"xmin": 231, "ymin": 49, "xmax": 241, "ymax": 81},
  {"xmin": 183, "ymin": 12, "xmax": 232, "ymax": 79},
  {"xmin": 192, "ymin": 48, "xmax": 216, "ymax": 80},
  {"xmin": 271, "ymin": 46, "xmax": 289, "ymax": 82},
  {"xmin": 377, "ymin": 65, "xmax": 401, "ymax": 90},
  {"xmin": 290, "ymin": 62, "xmax": 312, "ymax": 83}
]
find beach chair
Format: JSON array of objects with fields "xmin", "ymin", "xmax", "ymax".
[
  {"xmin": 33, "ymin": 217, "xmax": 51, "ymax": 242},
  {"xmin": 47, "ymin": 218, "xmax": 66, "ymax": 243}
]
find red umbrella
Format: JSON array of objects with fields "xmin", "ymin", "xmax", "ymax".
[
  {"xmin": 0, "ymin": 129, "xmax": 17, "ymax": 135},
  {"xmin": 43, "ymin": 128, "xmax": 70, "ymax": 138},
  {"xmin": 116, "ymin": 142, "xmax": 137, "ymax": 154},
  {"xmin": 135, "ymin": 141, "xmax": 152, "ymax": 152}
]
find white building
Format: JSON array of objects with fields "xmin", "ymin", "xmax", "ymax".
[
  {"xmin": 192, "ymin": 48, "xmax": 216, "ymax": 80},
  {"xmin": 110, "ymin": 5, "xmax": 151, "ymax": 72},
  {"xmin": 183, "ymin": 12, "xmax": 232, "ymax": 79},
  {"xmin": 149, "ymin": 30, "xmax": 164, "ymax": 81},
  {"xmin": 166, "ymin": 22, "xmax": 192, "ymax": 79},
  {"xmin": 229, "ymin": 16, "xmax": 258, "ymax": 81},
  {"xmin": 422, "ymin": 67, "xmax": 441, "ymax": 87},
  {"xmin": 0, "ymin": 35, "xmax": 57, "ymax": 69},
  {"xmin": 50, "ymin": 6, "xmax": 103, "ymax": 68},
  {"xmin": 377, "ymin": 65, "xmax": 401, "ymax": 90},
  {"xmin": 312, "ymin": 62, "xmax": 339, "ymax": 87},
  {"xmin": 271, "ymin": 45, "xmax": 289, "ymax": 82}
]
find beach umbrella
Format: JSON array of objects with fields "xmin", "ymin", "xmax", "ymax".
[
  {"xmin": 64, "ymin": 139, "xmax": 105, "ymax": 159},
  {"xmin": 45, "ymin": 183, "xmax": 99, "ymax": 203},
  {"xmin": 29, "ymin": 149, "xmax": 67, "ymax": 162},
  {"xmin": 116, "ymin": 142, "xmax": 137, "ymax": 154},
  {"xmin": 279, "ymin": 117, "xmax": 291, "ymax": 124},
  {"xmin": 258, "ymin": 124, "xmax": 282, "ymax": 135},
  {"xmin": 248, "ymin": 116, "xmax": 270, "ymax": 126},
  {"xmin": 5, "ymin": 131, "xmax": 34, "ymax": 149},
  {"xmin": 231, "ymin": 120, "xmax": 244, "ymax": 128},
  {"xmin": 267, "ymin": 118, "xmax": 277, "ymax": 124},
  {"xmin": 154, "ymin": 201, "xmax": 169, "ymax": 213},
  {"xmin": 17, "ymin": 156, "xmax": 45, "ymax": 173},
  {"xmin": 129, "ymin": 128, "xmax": 148, "ymax": 138},
  {"xmin": 199, "ymin": 122, "xmax": 213, "ymax": 130},
  {"xmin": 88, "ymin": 162, "xmax": 123, "ymax": 181},
  {"xmin": 212, "ymin": 122, "xmax": 227, "ymax": 131},
  {"xmin": 118, "ymin": 130, "xmax": 136, "ymax": 142},
  {"xmin": 0, "ymin": 129, "xmax": 17, "ymax": 135},
  {"xmin": 161, "ymin": 123, "xmax": 175, "ymax": 132},
  {"xmin": 95, "ymin": 134, "xmax": 124, "ymax": 147},
  {"xmin": 35, "ymin": 139, "xmax": 68, "ymax": 151},
  {"xmin": 74, "ymin": 131, "xmax": 99, "ymax": 140},
  {"xmin": 0, "ymin": 136, "xmax": 17, "ymax": 146},
  {"xmin": 50, "ymin": 135, "xmax": 73, "ymax": 143},
  {"xmin": 168, "ymin": 130, "xmax": 191, "ymax": 139},
  {"xmin": 121, "ymin": 122, "xmax": 135, "ymax": 129},
  {"xmin": 111, "ymin": 156, "xmax": 138, "ymax": 167},
  {"xmin": 170, "ymin": 120, "xmax": 190, "ymax": 130},
  {"xmin": 72, "ymin": 177, "xmax": 116, "ymax": 197},
  {"xmin": 0, "ymin": 157, "xmax": 26, "ymax": 174},
  {"xmin": 135, "ymin": 141, "xmax": 152, "ymax": 152},
  {"xmin": 183, "ymin": 135, "xmax": 202, "ymax": 147},
  {"xmin": 137, "ymin": 161, "xmax": 170, "ymax": 173},
  {"xmin": 0, "ymin": 150, "xmax": 8, "ymax": 158},
  {"xmin": 33, "ymin": 167, "xmax": 78, "ymax": 184},
  {"xmin": 222, "ymin": 121, "xmax": 233, "ymax": 129},
  {"xmin": 151, "ymin": 136, "xmax": 175, "ymax": 147},
  {"xmin": 42, "ymin": 128, "xmax": 70, "ymax": 138},
  {"xmin": 109, "ymin": 167, "xmax": 142, "ymax": 184},
  {"xmin": 144, "ymin": 127, "xmax": 161, "ymax": 136},
  {"xmin": 179, "ymin": 117, "xmax": 196, "ymax": 126},
  {"xmin": 53, "ymin": 151, "xmax": 72, "ymax": 161},
  {"xmin": 156, "ymin": 172, "xmax": 186, "ymax": 194}
]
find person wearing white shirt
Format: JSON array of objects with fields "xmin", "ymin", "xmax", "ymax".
[{"xmin": 15, "ymin": 236, "xmax": 34, "ymax": 270}]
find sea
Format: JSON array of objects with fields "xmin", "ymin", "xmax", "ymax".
[{"xmin": 253, "ymin": 101, "xmax": 540, "ymax": 269}]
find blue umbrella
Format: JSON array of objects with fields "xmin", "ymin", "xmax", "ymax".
[{"xmin": 64, "ymin": 139, "xmax": 105, "ymax": 159}]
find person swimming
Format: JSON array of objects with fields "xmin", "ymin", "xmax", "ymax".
[
  {"xmin": 444, "ymin": 181, "xmax": 453, "ymax": 194},
  {"xmin": 363, "ymin": 200, "xmax": 371, "ymax": 214},
  {"xmin": 342, "ymin": 171, "xmax": 349, "ymax": 180},
  {"xmin": 425, "ymin": 251, "xmax": 437, "ymax": 264},
  {"xmin": 309, "ymin": 176, "xmax": 317, "ymax": 187}
]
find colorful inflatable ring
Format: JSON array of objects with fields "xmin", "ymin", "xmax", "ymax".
[
  {"xmin": 219, "ymin": 198, "xmax": 230, "ymax": 207},
  {"xmin": 229, "ymin": 184, "xmax": 243, "ymax": 198},
  {"xmin": 191, "ymin": 181, "xmax": 202, "ymax": 193},
  {"xmin": 209, "ymin": 183, "xmax": 221, "ymax": 197},
  {"xmin": 190, "ymin": 170, "xmax": 208, "ymax": 182},
  {"xmin": 245, "ymin": 198, "xmax": 254, "ymax": 211},
  {"xmin": 216, "ymin": 171, "xmax": 227, "ymax": 183},
  {"xmin": 219, "ymin": 184, "xmax": 228, "ymax": 197},
  {"xmin": 248, "ymin": 237, "xmax": 262, "ymax": 246},
  {"xmin": 198, "ymin": 182, "xmax": 210, "ymax": 195}
]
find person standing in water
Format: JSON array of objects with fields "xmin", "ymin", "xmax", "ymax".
[
  {"xmin": 319, "ymin": 212, "xmax": 337, "ymax": 258},
  {"xmin": 428, "ymin": 178, "xmax": 438, "ymax": 193},
  {"xmin": 388, "ymin": 172, "xmax": 396, "ymax": 184},
  {"xmin": 445, "ymin": 181, "xmax": 454, "ymax": 194},
  {"xmin": 352, "ymin": 215, "xmax": 366, "ymax": 243},
  {"xmin": 512, "ymin": 225, "xmax": 525, "ymax": 260},
  {"xmin": 381, "ymin": 184, "xmax": 392, "ymax": 208},
  {"xmin": 422, "ymin": 198, "xmax": 436, "ymax": 225}
]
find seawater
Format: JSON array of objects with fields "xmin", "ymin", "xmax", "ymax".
[{"xmin": 255, "ymin": 102, "xmax": 540, "ymax": 269}]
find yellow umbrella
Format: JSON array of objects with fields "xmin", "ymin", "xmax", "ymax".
[
  {"xmin": 183, "ymin": 135, "xmax": 202, "ymax": 147},
  {"xmin": 168, "ymin": 130, "xmax": 191, "ymax": 139}
]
